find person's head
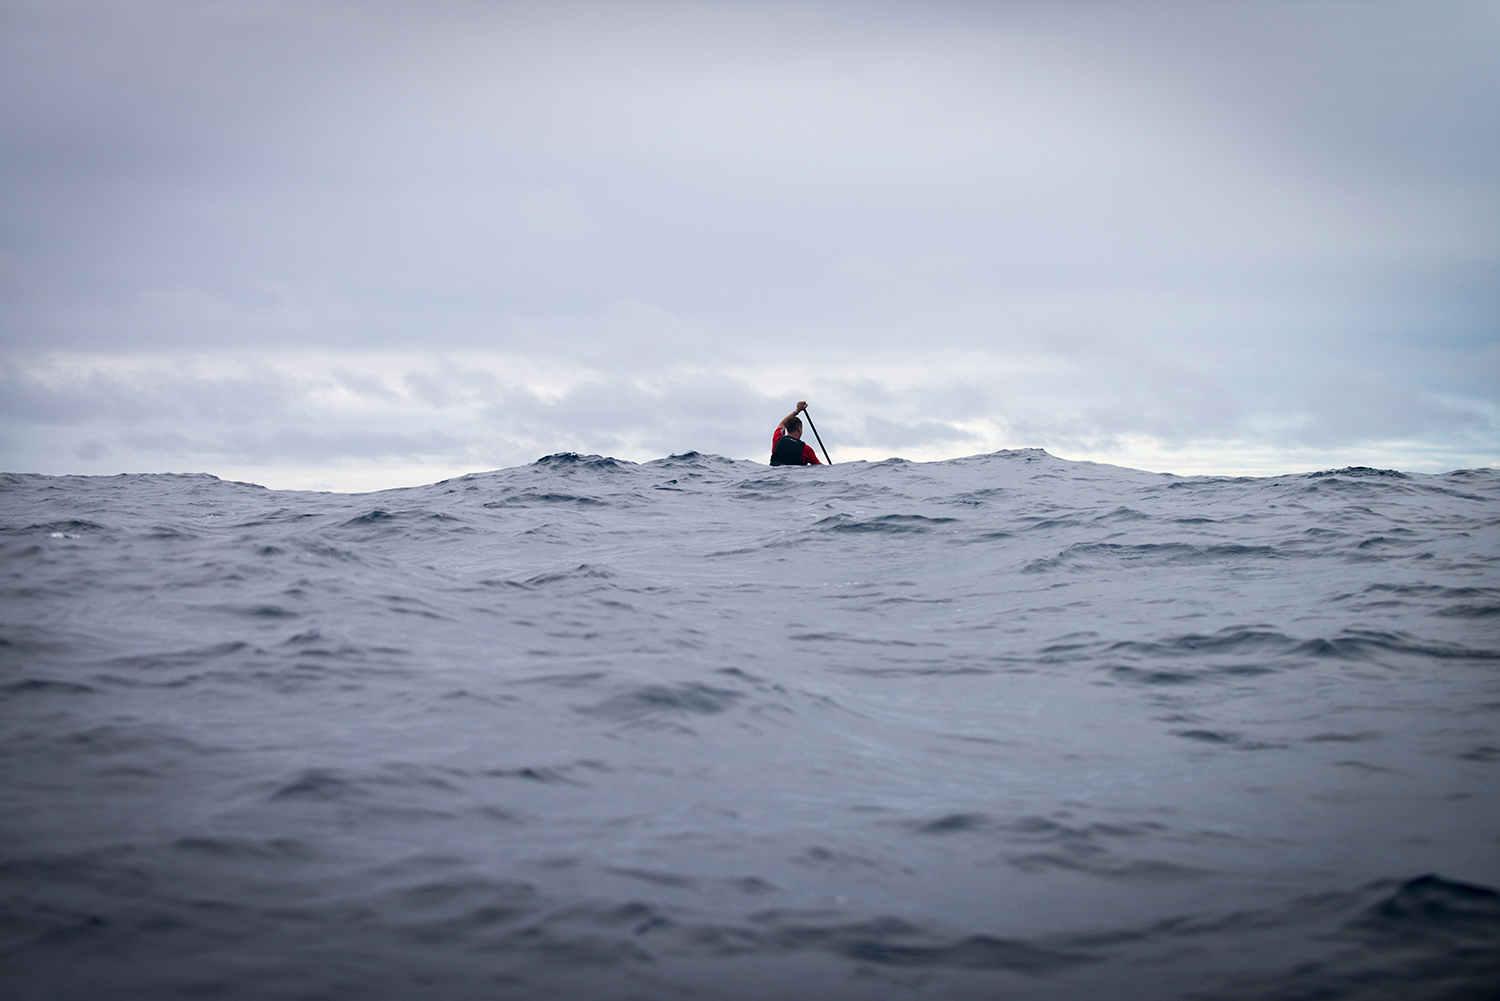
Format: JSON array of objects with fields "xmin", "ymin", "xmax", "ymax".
[{"xmin": 784, "ymin": 416, "xmax": 803, "ymax": 438}]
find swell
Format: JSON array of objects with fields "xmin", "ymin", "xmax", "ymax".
[
  {"xmin": 0, "ymin": 867, "xmax": 1494, "ymax": 999},
  {"xmin": 1, "ymin": 459, "xmax": 1496, "ymax": 1001},
  {"xmin": 1082, "ymin": 625, "xmax": 1500, "ymax": 673}
]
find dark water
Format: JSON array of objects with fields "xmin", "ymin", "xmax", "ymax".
[{"xmin": 2, "ymin": 450, "xmax": 1497, "ymax": 999}]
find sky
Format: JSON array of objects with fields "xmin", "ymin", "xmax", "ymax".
[{"xmin": 1, "ymin": 0, "xmax": 1496, "ymax": 491}]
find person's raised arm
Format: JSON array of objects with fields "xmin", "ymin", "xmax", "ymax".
[{"xmin": 779, "ymin": 401, "xmax": 808, "ymax": 431}]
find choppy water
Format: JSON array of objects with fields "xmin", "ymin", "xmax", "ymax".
[{"xmin": 2, "ymin": 449, "xmax": 1498, "ymax": 1000}]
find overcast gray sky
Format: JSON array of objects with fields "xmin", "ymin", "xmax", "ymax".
[{"xmin": 2, "ymin": 0, "xmax": 1495, "ymax": 489}]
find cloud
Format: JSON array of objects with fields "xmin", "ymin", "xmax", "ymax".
[
  {"xmin": 0, "ymin": 0, "xmax": 1495, "ymax": 486},
  {"xmin": 0, "ymin": 359, "xmax": 304, "ymax": 425},
  {"xmin": 0, "ymin": 345, "xmax": 1492, "ymax": 490}
]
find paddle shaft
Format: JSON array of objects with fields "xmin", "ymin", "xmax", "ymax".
[{"xmin": 802, "ymin": 408, "xmax": 832, "ymax": 465}]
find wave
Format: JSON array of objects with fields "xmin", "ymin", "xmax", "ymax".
[{"xmin": 2, "ymin": 453, "xmax": 1497, "ymax": 999}]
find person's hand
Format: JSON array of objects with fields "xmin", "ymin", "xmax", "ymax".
[{"xmin": 796, "ymin": 400, "xmax": 808, "ymax": 413}]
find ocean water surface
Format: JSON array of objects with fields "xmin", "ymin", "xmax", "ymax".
[{"xmin": 2, "ymin": 449, "xmax": 1498, "ymax": 999}]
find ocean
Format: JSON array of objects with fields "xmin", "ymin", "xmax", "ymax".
[{"xmin": 2, "ymin": 449, "xmax": 1497, "ymax": 999}]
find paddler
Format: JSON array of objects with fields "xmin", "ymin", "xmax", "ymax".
[{"xmin": 770, "ymin": 401, "xmax": 822, "ymax": 466}]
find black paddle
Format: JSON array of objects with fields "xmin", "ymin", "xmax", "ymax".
[{"xmin": 802, "ymin": 407, "xmax": 832, "ymax": 465}]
